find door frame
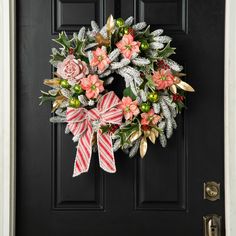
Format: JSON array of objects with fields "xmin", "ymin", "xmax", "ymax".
[{"xmin": 0, "ymin": 0, "xmax": 235, "ymax": 235}]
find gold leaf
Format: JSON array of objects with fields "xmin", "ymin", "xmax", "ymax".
[
  {"xmin": 170, "ymin": 84, "xmax": 177, "ymax": 94},
  {"xmin": 151, "ymin": 128, "xmax": 159, "ymax": 138},
  {"xmin": 175, "ymin": 72, "xmax": 186, "ymax": 77},
  {"xmin": 148, "ymin": 131, "xmax": 156, "ymax": 144},
  {"xmin": 129, "ymin": 130, "xmax": 142, "ymax": 143},
  {"xmin": 95, "ymin": 33, "xmax": 110, "ymax": 47},
  {"xmin": 144, "ymin": 130, "xmax": 150, "ymax": 137},
  {"xmin": 106, "ymin": 14, "xmax": 115, "ymax": 38},
  {"xmin": 176, "ymin": 80, "xmax": 195, "ymax": 92},
  {"xmin": 52, "ymin": 95, "xmax": 66, "ymax": 113},
  {"xmin": 140, "ymin": 137, "xmax": 148, "ymax": 158},
  {"xmin": 44, "ymin": 78, "xmax": 61, "ymax": 87}
]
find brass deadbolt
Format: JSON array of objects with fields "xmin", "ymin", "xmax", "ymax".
[{"xmin": 204, "ymin": 181, "xmax": 220, "ymax": 201}]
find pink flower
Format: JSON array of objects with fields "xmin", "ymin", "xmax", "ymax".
[
  {"xmin": 90, "ymin": 48, "xmax": 111, "ymax": 72},
  {"xmin": 116, "ymin": 34, "xmax": 141, "ymax": 59},
  {"xmin": 118, "ymin": 97, "xmax": 140, "ymax": 120},
  {"xmin": 57, "ymin": 55, "xmax": 88, "ymax": 85},
  {"xmin": 152, "ymin": 69, "xmax": 175, "ymax": 90},
  {"xmin": 141, "ymin": 109, "xmax": 160, "ymax": 126},
  {"xmin": 80, "ymin": 74, "xmax": 104, "ymax": 99}
]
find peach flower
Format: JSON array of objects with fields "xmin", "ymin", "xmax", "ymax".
[
  {"xmin": 80, "ymin": 74, "xmax": 104, "ymax": 99},
  {"xmin": 116, "ymin": 34, "xmax": 141, "ymax": 59},
  {"xmin": 118, "ymin": 96, "xmax": 140, "ymax": 120},
  {"xmin": 152, "ymin": 69, "xmax": 175, "ymax": 90},
  {"xmin": 141, "ymin": 109, "xmax": 160, "ymax": 126},
  {"xmin": 90, "ymin": 48, "xmax": 111, "ymax": 72},
  {"xmin": 57, "ymin": 55, "xmax": 88, "ymax": 85}
]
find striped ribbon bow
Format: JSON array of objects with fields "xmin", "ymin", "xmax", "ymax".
[{"xmin": 66, "ymin": 92, "xmax": 123, "ymax": 177}]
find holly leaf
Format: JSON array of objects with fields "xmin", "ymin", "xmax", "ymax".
[
  {"xmin": 123, "ymin": 86, "xmax": 136, "ymax": 100},
  {"xmin": 157, "ymin": 42, "xmax": 176, "ymax": 58},
  {"xmin": 39, "ymin": 91, "xmax": 56, "ymax": 105},
  {"xmin": 52, "ymin": 31, "xmax": 71, "ymax": 49}
]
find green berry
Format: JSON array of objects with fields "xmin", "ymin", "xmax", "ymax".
[
  {"xmin": 148, "ymin": 92, "xmax": 159, "ymax": 102},
  {"xmin": 116, "ymin": 18, "xmax": 125, "ymax": 27},
  {"xmin": 140, "ymin": 40, "xmax": 149, "ymax": 51},
  {"xmin": 140, "ymin": 103, "xmax": 151, "ymax": 113},
  {"xmin": 60, "ymin": 79, "xmax": 70, "ymax": 89},
  {"xmin": 73, "ymin": 84, "xmax": 83, "ymax": 94},
  {"xmin": 123, "ymin": 26, "xmax": 129, "ymax": 35},
  {"xmin": 69, "ymin": 97, "xmax": 80, "ymax": 108}
]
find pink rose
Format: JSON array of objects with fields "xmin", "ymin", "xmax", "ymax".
[
  {"xmin": 118, "ymin": 96, "xmax": 140, "ymax": 120},
  {"xmin": 57, "ymin": 55, "xmax": 88, "ymax": 85},
  {"xmin": 80, "ymin": 74, "xmax": 104, "ymax": 99}
]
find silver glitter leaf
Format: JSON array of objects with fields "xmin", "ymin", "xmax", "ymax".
[
  {"xmin": 61, "ymin": 88, "xmax": 72, "ymax": 99},
  {"xmin": 150, "ymin": 29, "xmax": 163, "ymax": 36},
  {"xmin": 50, "ymin": 116, "xmax": 66, "ymax": 123},
  {"xmin": 153, "ymin": 36, "xmax": 172, "ymax": 43},
  {"xmin": 78, "ymin": 27, "xmax": 86, "ymax": 40},
  {"xmin": 125, "ymin": 16, "xmax": 134, "ymax": 26},
  {"xmin": 78, "ymin": 95, "xmax": 88, "ymax": 106},
  {"xmin": 91, "ymin": 21, "xmax": 100, "ymax": 32},
  {"xmin": 150, "ymin": 42, "xmax": 164, "ymax": 50},
  {"xmin": 132, "ymin": 22, "xmax": 147, "ymax": 31}
]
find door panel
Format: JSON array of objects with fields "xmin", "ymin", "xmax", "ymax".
[{"xmin": 16, "ymin": 0, "xmax": 225, "ymax": 235}]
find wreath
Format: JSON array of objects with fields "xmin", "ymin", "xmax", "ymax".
[{"xmin": 40, "ymin": 15, "xmax": 194, "ymax": 176}]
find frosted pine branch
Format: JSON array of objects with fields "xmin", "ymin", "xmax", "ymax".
[
  {"xmin": 163, "ymin": 59, "xmax": 183, "ymax": 72},
  {"xmin": 132, "ymin": 57, "xmax": 150, "ymax": 66},
  {"xmin": 108, "ymin": 49, "xmax": 120, "ymax": 62}
]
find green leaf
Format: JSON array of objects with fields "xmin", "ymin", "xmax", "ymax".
[
  {"xmin": 52, "ymin": 31, "xmax": 71, "ymax": 49},
  {"xmin": 100, "ymin": 125, "xmax": 111, "ymax": 134},
  {"xmin": 157, "ymin": 42, "xmax": 176, "ymax": 58},
  {"xmin": 39, "ymin": 92, "xmax": 56, "ymax": 105},
  {"xmin": 123, "ymin": 86, "xmax": 136, "ymax": 100}
]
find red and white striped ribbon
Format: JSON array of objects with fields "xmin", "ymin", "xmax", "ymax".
[{"xmin": 66, "ymin": 92, "xmax": 123, "ymax": 177}]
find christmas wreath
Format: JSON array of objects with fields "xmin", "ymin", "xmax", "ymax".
[{"xmin": 40, "ymin": 15, "xmax": 194, "ymax": 176}]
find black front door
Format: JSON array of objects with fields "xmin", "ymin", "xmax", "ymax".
[{"xmin": 16, "ymin": 0, "xmax": 225, "ymax": 235}]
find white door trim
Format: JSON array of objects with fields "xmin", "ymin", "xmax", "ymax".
[
  {"xmin": 225, "ymin": 0, "xmax": 236, "ymax": 235},
  {"xmin": 0, "ymin": 0, "xmax": 15, "ymax": 236},
  {"xmin": 0, "ymin": 0, "xmax": 235, "ymax": 235}
]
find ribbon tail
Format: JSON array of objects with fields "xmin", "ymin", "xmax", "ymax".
[
  {"xmin": 73, "ymin": 123, "xmax": 93, "ymax": 177},
  {"xmin": 97, "ymin": 131, "xmax": 116, "ymax": 173}
]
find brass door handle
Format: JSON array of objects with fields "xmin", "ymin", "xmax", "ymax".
[{"xmin": 204, "ymin": 215, "xmax": 221, "ymax": 236}]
